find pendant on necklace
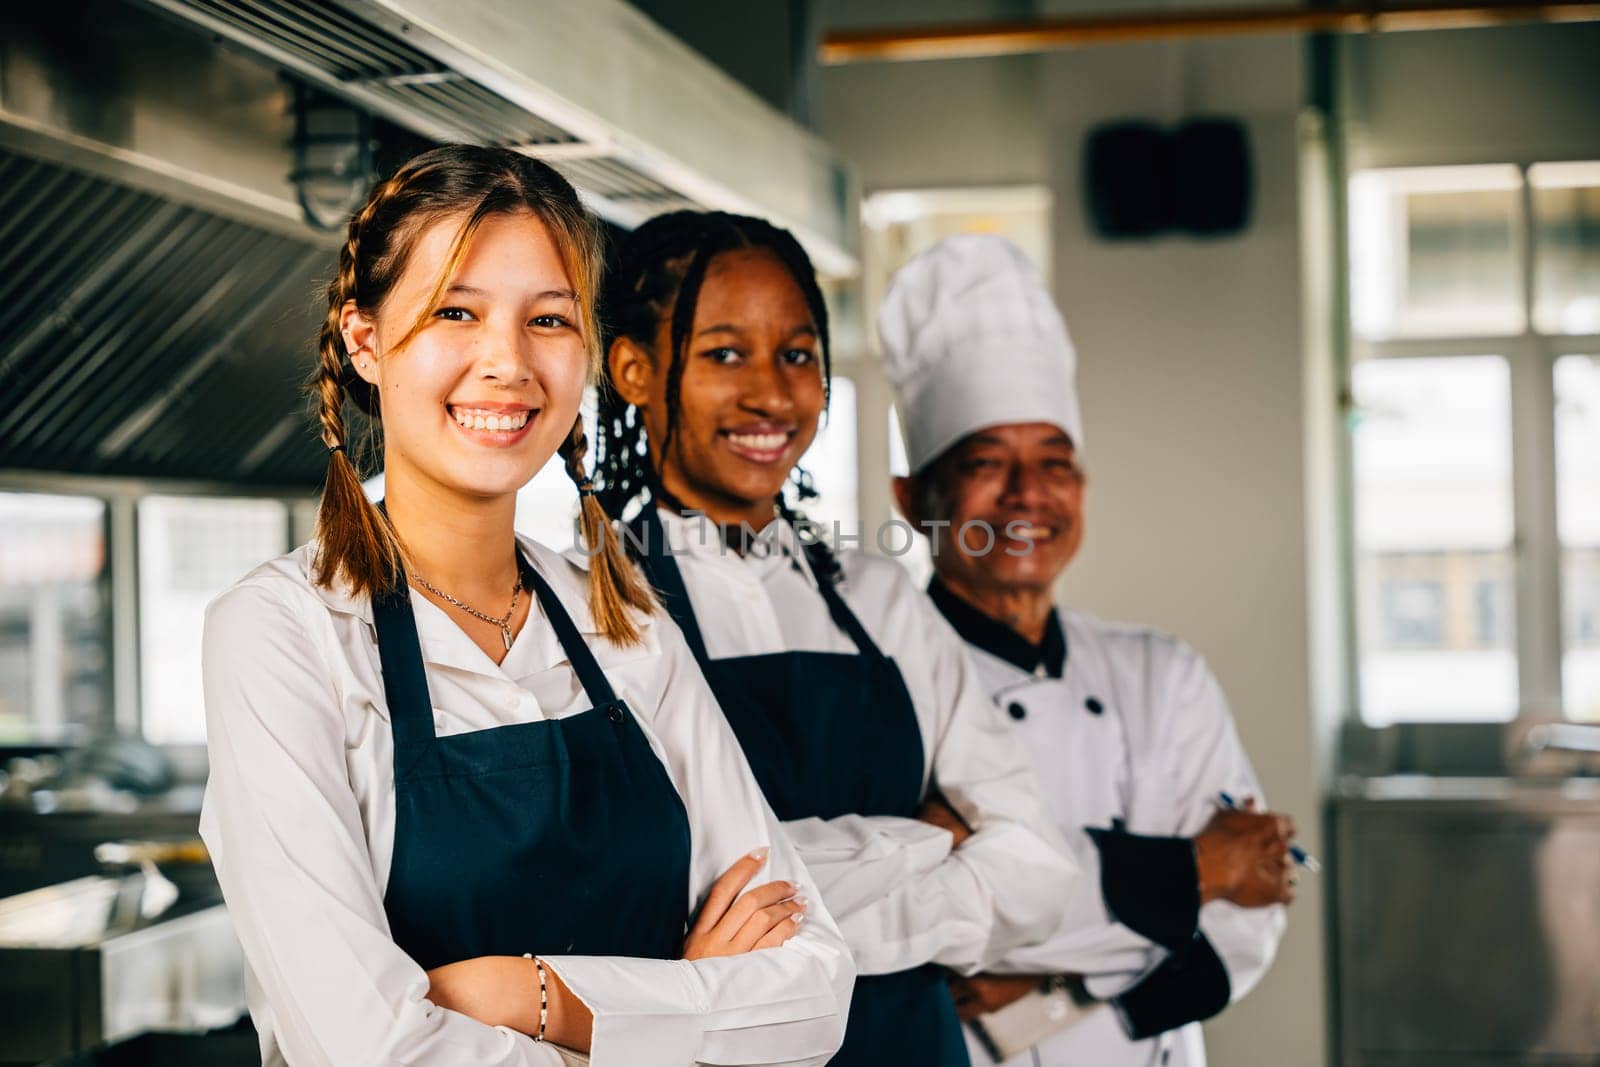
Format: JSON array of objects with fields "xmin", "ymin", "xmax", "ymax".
[{"xmin": 500, "ymin": 625, "xmax": 513, "ymax": 652}]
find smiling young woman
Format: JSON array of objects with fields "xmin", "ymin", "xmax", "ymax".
[
  {"xmin": 197, "ymin": 148, "xmax": 852, "ymax": 1067},
  {"xmin": 593, "ymin": 210, "xmax": 1078, "ymax": 1067}
]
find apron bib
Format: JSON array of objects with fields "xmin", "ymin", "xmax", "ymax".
[
  {"xmin": 632, "ymin": 508, "xmax": 968, "ymax": 1067},
  {"xmin": 374, "ymin": 550, "xmax": 692, "ymax": 971}
]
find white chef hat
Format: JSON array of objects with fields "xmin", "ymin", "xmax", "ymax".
[{"xmin": 877, "ymin": 234, "xmax": 1082, "ymax": 474}]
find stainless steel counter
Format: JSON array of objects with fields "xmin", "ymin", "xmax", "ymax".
[
  {"xmin": 1333, "ymin": 776, "xmax": 1600, "ymax": 1066},
  {"xmin": 0, "ymin": 875, "xmax": 244, "ymax": 1066}
]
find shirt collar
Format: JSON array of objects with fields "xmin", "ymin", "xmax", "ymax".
[
  {"xmin": 927, "ymin": 576, "xmax": 1067, "ymax": 679},
  {"xmin": 296, "ymin": 543, "xmax": 371, "ymax": 623}
]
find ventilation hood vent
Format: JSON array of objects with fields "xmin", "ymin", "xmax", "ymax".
[
  {"xmin": 0, "ymin": 148, "xmax": 332, "ymax": 487},
  {"xmin": 138, "ymin": 0, "xmax": 856, "ymax": 274}
]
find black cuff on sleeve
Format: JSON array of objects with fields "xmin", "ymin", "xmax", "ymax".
[
  {"xmin": 1113, "ymin": 933, "xmax": 1232, "ymax": 1041},
  {"xmin": 1085, "ymin": 827, "xmax": 1201, "ymax": 950}
]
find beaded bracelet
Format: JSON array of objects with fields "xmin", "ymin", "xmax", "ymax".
[{"xmin": 521, "ymin": 953, "xmax": 548, "ymax": 1041}]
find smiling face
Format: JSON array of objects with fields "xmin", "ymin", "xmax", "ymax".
[
  {"xmin": 608, "ymin": 247, "xmax": 825, "ymax": 528},
  {"xmin": 341, "ymin": 209, "xmax": 588, "ymax": 506},
  {"xmin": 897, "ymin": 422, "xmax": 1087, "ymax": 595}
]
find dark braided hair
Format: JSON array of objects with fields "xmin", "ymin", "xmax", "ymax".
[{"xmin": 595, "ymin": 210, "xmax": 842, "ymax": 582}]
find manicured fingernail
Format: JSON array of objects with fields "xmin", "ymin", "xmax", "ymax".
[
  {"xmin": 794, "ymin": 895, "xmax": 810, "ymax": 909},
  {"xmin": 749, "ymin": 847, "xmax": 770, "ymax": 862},
  {"xmin": 792, "ymin": 913, "xmax": 806, "ymax": 926}
]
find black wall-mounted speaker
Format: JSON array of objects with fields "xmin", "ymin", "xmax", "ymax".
[
  {"xmin": 1173, "ymin": 119, "xmax": 1253, "ymax": 236},
  {"xmin": 1084, "ymin": 122, "xmax": 1170, "ymax": 239},
  {"xmin": 1085, "ymin": 118, "xmax": 1253, "ymax": 240}
]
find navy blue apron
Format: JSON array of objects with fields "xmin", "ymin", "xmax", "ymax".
[
  {"xmin": 374, "ymin": 549, "xmax": 692, "ymax": 972},
  {"xmin": 630, "ymin": 507, "xmax": 968, "ymax": 1067}
]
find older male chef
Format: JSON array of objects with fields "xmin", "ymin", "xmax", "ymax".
[{"xmin": 878, "ymin": 235, "xmax": 1295, "ymax": 1067}]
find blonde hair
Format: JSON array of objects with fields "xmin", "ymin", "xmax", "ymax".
[{"xmin": 310, "ymin": 144, "xmax": 653, "ymax": 645}]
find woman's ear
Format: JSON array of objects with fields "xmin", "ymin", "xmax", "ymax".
[
  {"xmin": 607, "ymin": 337, "xmax": 656, "ymax": 409},
  {"xmin": 340, "ymin": 300, "xmax": 381, "ymax": 388}
]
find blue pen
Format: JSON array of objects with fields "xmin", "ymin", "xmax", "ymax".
[{"xmin": 1218, "ymin": 791, "xmax": 1320, "ymax": 873}]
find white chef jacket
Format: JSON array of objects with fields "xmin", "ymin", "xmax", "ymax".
[
  {"xmin": 933, "ymin": 594, "xmax": 1286, "ymax": 1067},
  {"xmin": 198, "ymin": 535, "xmax": 854, "ymax": 1067},
  {"xmin": 636, "ymin": 510, "xmax": 1078, "ymax": 978}
]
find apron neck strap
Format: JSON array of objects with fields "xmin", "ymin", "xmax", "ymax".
[
  {"xmin": 517, "ymin": 551, "xmax": 621, "ymax": 707},
  {"xmin": 367, "ymin": 499, "xmax": 440, "ymax": 750},
  {"xmin": 802, "ymin": 542, "xmax": 889, "ymax": 664},
  {"xmin": 371, "ymin": 580, "xmax": 437, "ymax": 752},
  {"xmin": 627, "ymin": 507, "xmax": 714, "ymax": 667}
]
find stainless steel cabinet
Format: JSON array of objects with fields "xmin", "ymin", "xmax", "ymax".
[
  {"xmin": 1333, "ymin": 778, "xmax": 1600, "ymax": 1066},
  {"xmin": 0, "ymin": 877, "xmax": 244, "ymax": 1066}
]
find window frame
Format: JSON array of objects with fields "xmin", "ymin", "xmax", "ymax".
[
  {"xmin": 1341, "ymin": 160, "xmax": 1600, "ymax": 741},
  {"xmin": 0, "ymin": 470, "xmax": 313, "ymax": 765}
]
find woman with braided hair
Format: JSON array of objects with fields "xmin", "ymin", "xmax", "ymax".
[
  {"xmin": 595, "ymin": 210, "xmax": 1077, "ymax": 1066},
  {"xmin": 198, "ymin": 147, "xmax": 851, "ymax": 1067}
]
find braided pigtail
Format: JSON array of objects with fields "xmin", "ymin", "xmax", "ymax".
[
  {"xmin": 560, "ymin": 413, "xmax": 655, "ymax": 643},
  {"xmin": 308, "ymin": 183, "xmax": 404, "ymax": 598}
]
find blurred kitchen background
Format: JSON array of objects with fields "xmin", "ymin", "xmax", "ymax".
[{"xmin": 1, "ymin": 1, "xmax": 1598, "ymax": 1064}]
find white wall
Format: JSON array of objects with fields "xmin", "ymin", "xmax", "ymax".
[
  {"xmin": 1040, "ymin": 39, "xmax": 1323, "ymax": 1066},
  {"xmin": 817, "ymin": 0, "xmax": 1046, "ymax": 190},
  {"xmin": 820, "ymin": 54, "xmax": 1047, "ymax": 190},
  {"xmin": 817, "ymin": 9, "xmax": 1328, "ymax": 1064}
]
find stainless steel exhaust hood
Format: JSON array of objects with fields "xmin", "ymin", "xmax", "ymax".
[
  {"xmin": 135, "ymin": 0, "xmax": 859, "ymax": 279},
  {"xmin": 0, "ymin": 0, "xmax": 859, "ymax": 487},
  {"xmin": 0, "ymin": 146, "xmax": 332, "ymax": 488}
]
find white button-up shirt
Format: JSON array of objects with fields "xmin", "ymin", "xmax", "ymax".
[
  {"xmin": 199, "ymin": 536, "xmax": 853, "ymax": 1067},
  {"xmin": 642, "ymin": 511, "xmax": 1078, "ymax": 978}
]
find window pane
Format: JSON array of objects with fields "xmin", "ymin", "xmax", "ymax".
[
  {"xmin": 864, "ymin": 187, "xmax": 1053, "ymax": 289},
  {"xmin": 513, "ymin": 458, "xmax": 581, "ymax": 553},
  {"xmin": 512, "ymin": 390, "xmax": 600, "ymax": 553},
  {"xmin": 1350, "ymin": 166, "xmax": 1524, "ymax": 340},
  {"xmin": 1352, "ymin": 356, "xmax": 1517, "ymax": 723},
  {"xmin": 797, "ymin": 377, "xmax": 858, "ymax": 536},
  {"xmin": 1532, "ymin": 162, "xmax": 1600, "ymax": 336},
  {"xmin": 885, "ymin": 404, "xmax": 932, "ymax": 582},
  {"xmin": 139, "ymin": 496, "xmax": 287, "ymax": 744},
  {"xmin": 0, "ymin": 493, "xmax": 110, "ymax": 741},
  {"xmin": 1556, "ymin": 355, "xmax": 1600, "ymax": 722}
]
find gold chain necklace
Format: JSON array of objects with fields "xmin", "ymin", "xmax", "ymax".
[{"xmin": 412, "ymin": 570, "xmax": 523, "ymax": 652}]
